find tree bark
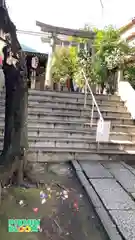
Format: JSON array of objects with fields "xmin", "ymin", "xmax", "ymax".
[
  {"xmin": 0, "ymin": 51, "xmax": 28, "ymax": 186},
  {"xmin": 0, "ymin": 2, "xmax": 28, "ymax": 186}
]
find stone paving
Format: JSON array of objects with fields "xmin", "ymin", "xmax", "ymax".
[
  {"xmin": 103, "ymin": 162, "xmax": 135, "ymax": 193},
  {"xmin": 80, "ymin": 162, "xmax": 113, "ymax": 179},
  {"xmin": 75, "ymin": 161, "xmax": 135, "ymax": 240},
  {"xmin": 90, "ymin": 178, "xmax": 135, "ymax": 210}
]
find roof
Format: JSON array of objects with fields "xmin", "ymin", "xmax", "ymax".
[
  {"xmin": 36, "ymin": 21, "xmax": 95, "ymax": 39},
  {"xmin": 120, "ymin": 18, "xmax": 135, "ymax": 34},
  {"xmin": 0, "ymin": 33, "xmax": 49, "ymax": 57},
  {"xmin": 20, "ymin": 44, "xmax": 48, "ymax": 57},
  {"xmin": 17, "ymin": 33, "xmax": 50, "ymax": 54},
  {"xmin": 119, "ymin": 19, "xmax": 135, "ymax": 42},
  {"xmin": 21, "ymin": 44, "xmax": 37, "ymax": 53},
  {"xmin": 126, "ymin": 32, "xmax": 135, "ymax": 41}
]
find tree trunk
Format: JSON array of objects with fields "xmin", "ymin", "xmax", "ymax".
[
  {"xmin": 0, "ymin": 2, "xmax": 28, "ymax": 187},
  {"xmin": 0, "ymin": 54, "xmax": 28, "ymax": 186}
]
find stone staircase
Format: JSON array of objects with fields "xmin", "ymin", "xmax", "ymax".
[{"xmin": 0, "ymin": 89, "xmax": 135, "ymax": 162}]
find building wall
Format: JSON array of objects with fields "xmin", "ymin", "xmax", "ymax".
[
  {"xmin": 120, "ymin": 25, "xmax": 135, "ymax": 40},
  {"xmin": 128, "ymin": 39, "xmax": 135, "ymax": 47},
  {"xmin": 120, "ymin": 24, "xmax": 135, "ymax": 47}
]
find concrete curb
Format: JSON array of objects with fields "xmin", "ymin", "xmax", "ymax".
[{"xmin": 72, "ymin": 160, "xmax": 123, "ymax": 240}]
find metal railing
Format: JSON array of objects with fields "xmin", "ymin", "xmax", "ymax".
[{"xmin": 82, "ymin": 69, "xmax": 104, "ymax": 129}]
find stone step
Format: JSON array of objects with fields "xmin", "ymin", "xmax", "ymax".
[
  {"xmin": 28, "ymin": 96, "xmax": 124, "ymax": 106},
  {"xmin": 2, "ymin": 128, "xmax": 97, "ymax": 138},
  {"xmin": 27, "ymin": 115, "xmax": 134, "ymax": 126},
  {"xmin": 28, "ymin": 107, "xmax": 130, "ymax": 118},
  {"xmin": 110, "ymin": 132, "xmax": 133, "ymax": 142},
  {"xmin": 1, "ymin": 129, "xmax": 96, "ymax": 138},
  {"xmin": 26, "ymin": 139, "xmax": 135, "ymax": 151},
  {"xmin": 0, "ymin": 147, "xmax": 134, "ymax": 162},
  {"xmin": 0, "ymin": 126, "xmax": 133, "ymax": 142},
  {"xmin": 0, "ymin": 147, "xmax": 132, "ymax": 162},
  {"xmin": 27, "ymin": 99, "xmax": 126, "ymax": 111},
  {"xmin": 0, "ymin": 106, "xmax": 131, "ymax": 124},
  {"xmin": 27, "ymin": 131, "xmax": 135, "ymax": 142},
  {"xmin": 110, "ymin": 132, "xmax": 135, "ymax": 142},
  {"xmin": 0, "ymin": 89, "xmax": 121, "ymax": 100},
  {"xmin": 0, "ymin": 107, "xmax": 130, "ymax": 119},
  {"xmin": 0, "ymin": 137, "xmax": 134, "ymax": 151},
  {"xmin": 28, "ymin": 90, "xmax": 120, "ymax": 101},
  {"xmin": 21, "ymin": 148, "xmax": 135, "ymax": 162},
  {"xmin": 19, "ymin": 102, "xmax": 127, "ymax": 114},
  {"xmin": 25, "ymin": 130, "xmax": 135, "ymax": 142},
  {"xmin": 0, "ymin": 117, "xmax": 134, "ymax": 136},
  {"xmin": 0, "ymin": 125, "xmax": 96, "ymax": 134},
  {"xmin": 111, "ymin": 132, "xmax": 135, "ymax": 142},
  {"xmin": 111, "ymin": 124, "xmax": 135, "ymax": 133},
  {"xmin": 0, "ymin": 131, "xmax": 135, "ymax": 143},
  {"xmin": 0, "ymin": 118, "xmax": 134, "ymax": 133},
  {"xmin": 27, "ymin": 101, "xmax": 126, "ymax": 111},
  {"xmin": 28, "ymin": 96, "xmax": 123, "ymax": 106},
  {"xmin": 0, "ymin": 95, "xmax": 124, "ymax": 107},
  {"xmin": 0, "ymin": 89, "xmax": 120, "ymax": 100},
  {"xmin": 0, "ymin": 113, "xmax": 133, "ymax": 125},
  {"xmin": 0, "ymin": 99, "xmax": 126, "ymax": 113}
]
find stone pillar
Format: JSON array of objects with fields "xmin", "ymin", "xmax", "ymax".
[
  {"xmin": 91, "ymin": 40, "xmax": 95, "ymax": 63},
  {"xmin": 116, "ymin": 69, "xmax": 124, "ymax": 93},
  {"xmin": 84, "ymin": 42, "xmax": 87, "ymax": 52},
  {"xmin": 31, "ymin": 70, "xmax": 36, "ymax": 89},
  {"xmin": 44, "ymin": 34, "xmax": 56, "ymax": 89}
]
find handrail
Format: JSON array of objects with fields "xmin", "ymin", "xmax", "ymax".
[{"xmin": 82, "ymin": 69, "xmax": 104, "ymax": 127}]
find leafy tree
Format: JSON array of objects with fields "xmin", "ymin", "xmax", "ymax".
[
  {"xmin": 124, "ymin": 62, "xmax": 135, "ymax": 88},
  {"xmin": 69, "ymin": 25, "xmax": 130, "ymax": 91},
  {"xmin": 52, "ymin": 46, "xmax": 78, "ymax": 84},
  {"xmin": 52, "ymin": 25, "xmax": 133, "ymax": 92},
  {"xmin": 88, "ymin": 26, "xmax": 130, "ymax": 92},
  {"xmin": 94, "ymin": 27, "xmax": 128, "ymax": 64}
]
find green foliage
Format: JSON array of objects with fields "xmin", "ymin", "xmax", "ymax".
[
  {"xmin": 73, "ymin": 25, "xmax": 131, "ymax": 86},
  {"xmin": 124, "ymin": 63, "xmax": 135, "ymax": 88},
  {"xmin": 52, "ymin": 25, "xmax": 133, "ymax": 88},
  {"xmin": 73, "ymin": 69, "xmax": 84, "ymax": 88},
  {"xmin": 52, "ymin": 46, "xmax": 78, "ymax": 83},
  {"xmin": 92, "ymin": 25, "xmax": 130, "ymax": 85}
]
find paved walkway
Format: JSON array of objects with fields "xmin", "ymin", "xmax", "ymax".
[{"xmin": 73, "ymin": 160, "xmax": 135, "ymax": 240}]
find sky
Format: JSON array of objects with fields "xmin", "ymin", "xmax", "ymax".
[{"xmin": 6, "ymin": 0, "xmax": 135, "ymax": 53}]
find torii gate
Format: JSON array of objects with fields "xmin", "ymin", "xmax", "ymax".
[{"xmin": 36, "ymin": 21, "xmax": 96, "ymax": 89}]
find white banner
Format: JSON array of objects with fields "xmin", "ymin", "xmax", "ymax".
[{"xmin": 96, "ymin": 120, "xmax": 111, "ymax": 142}]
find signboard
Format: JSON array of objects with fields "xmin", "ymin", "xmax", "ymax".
[
  {"xmin": 96, "ymin": 120, "xmax": 111, "ymax": 142},
  {"xmin": 31, "ymin": 56, "xmax": 39, "ymax": 69}
]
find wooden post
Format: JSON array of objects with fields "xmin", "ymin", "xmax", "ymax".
[{"xmin": 91, "ymin": 40, "xmax": 95, "ymax": 63}]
